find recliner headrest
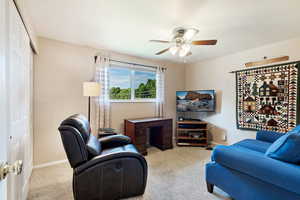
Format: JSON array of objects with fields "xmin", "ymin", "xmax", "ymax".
[{"xmin": 61, "ymin": 114, "xmax": 91, "ymax": 143}]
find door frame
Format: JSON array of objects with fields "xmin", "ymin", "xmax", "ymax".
[{"xmin": 0, "ymin": 0, "xmax": 8, "ymax": 199}]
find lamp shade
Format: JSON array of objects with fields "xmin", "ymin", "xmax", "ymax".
[{"xmin": 83, "ymin": 82, "xmax": 101, "ymax": 97}]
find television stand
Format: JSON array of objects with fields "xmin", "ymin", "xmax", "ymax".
[{"xmin": 176, "ymin": 120, "xmax": 208, "ymax": 147}]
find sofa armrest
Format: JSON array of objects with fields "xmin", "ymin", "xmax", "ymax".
[
  {"xmin": 212, "ymin": 145, "xmax": 300, "ymax": 195},
  {"xmin": 74, "ymin": 145, "xmax": 146, "ymax": 175},
  {"xmin": 98, "ymin": 135, "xmax": 131, "ymax": 149},
  {"xmin": 256, "ymin": 130, "xmax": 284, "ymax": 143}
]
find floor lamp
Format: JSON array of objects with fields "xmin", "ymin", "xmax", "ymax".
[{"xmin": 83, "ymin": 82, "xmax": 101, "ymax": 122}]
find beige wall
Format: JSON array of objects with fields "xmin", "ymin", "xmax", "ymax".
[
  {"xmin": 33, "ymin": 37, "xmax": 185, "ymax": 166},
  {"xmin": 35, "ymin": 35, "xmax": 300, "ymax": 166},
  {"xmin": 109, "ymin": 103, "xmax": 155, "ymax": 131},
  {"xmin": 185, "ymin": 37, "xmax": 300, "ymax": 145}
]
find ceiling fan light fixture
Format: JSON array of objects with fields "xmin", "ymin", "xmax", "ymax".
[
  {"xmin": 151, "ymin": 27, "xmax": 217, "ymax": 58},
  {"xmin": 179, "ymin": 44, "xmax": 191, "ymax": 57},
  {"xmin": 183, "ymin": 28, "xmax": 199, "ymax": 40},
  {"xmin": 170, "ymin": 46, "xmax": 179, "ymax": 55},
  {"xmin": 179, "ymin": 49, "xmax": 187, "ymax": 57}
]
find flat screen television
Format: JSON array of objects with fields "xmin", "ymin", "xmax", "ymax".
[{"xmin": 176, "ymin": 90, "xmax": 216, "ymax": 112}]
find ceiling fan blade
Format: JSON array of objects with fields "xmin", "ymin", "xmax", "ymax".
[
  {"xmin": 191, "ymin": 40, "xmax": 217, "ymax": 45},
  {"xmin": 150, "ymin": 40, "xmax": 171, "ymax": 43},
  {"xmin": 155, "ymin": 48, "xmax": 170, "ymax": 55}
]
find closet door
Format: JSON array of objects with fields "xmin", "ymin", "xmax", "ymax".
[
  {"xmin": 7, "ymin": 0, "xmax": 32, "ymax": 199},
  {"xmin": 0, "ymin": 0, "xmax": 8, "ymax": 198}
]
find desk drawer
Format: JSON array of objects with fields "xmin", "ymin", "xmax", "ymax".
[
  {"xmin": 134, "ymin": 135, "xmax": 147, "ymax": 144},
  {"xmin": 135, "ymin": 128, "xmax": 147, "ymax": 136}
]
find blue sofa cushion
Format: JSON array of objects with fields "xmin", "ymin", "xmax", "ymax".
[
  {"xmin": 265, "ymin": 130, "xmax": 300, "ymax": 164},
  {"xmin": 212, "ymin": 145, "xmax": 300, "ymax": 196},
  {"xmin": 256, "ymin": 130, "xmax": 284, "ymax": 143},
  {"xmin": 234, "ymin": 139, "xmax": 272, "ymax": 153}
]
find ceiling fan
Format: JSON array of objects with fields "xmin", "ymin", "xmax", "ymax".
[{"xmin": 150, "ymin": 27, "xmax": 217, "ymax": 57}]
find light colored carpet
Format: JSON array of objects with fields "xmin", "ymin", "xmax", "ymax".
[{"xmin": 28, "ymin": 147, "xmax": 231, "ymax": 200}]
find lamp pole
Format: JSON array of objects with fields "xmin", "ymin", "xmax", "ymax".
[{"xmin": 88, "ymin": 96, "xmax": 91, "ymax": 122}]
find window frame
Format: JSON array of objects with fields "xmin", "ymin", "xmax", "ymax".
[{"xmin": 109, "ymin": 65, "xmax": 157, "ymax": 103}]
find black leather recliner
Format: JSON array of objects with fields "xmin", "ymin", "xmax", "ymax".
[{"xmin": 58, "ymin": 114, "xmax": 148, "ymax": 200}]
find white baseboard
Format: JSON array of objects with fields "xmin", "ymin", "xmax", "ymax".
[
  {"xmin": 210, "ymin": 141, "xmax": 224, "ymax": 146},
  {"xmin": 33, "ymin": 159, "xmax": 68, "ymax": 169}
]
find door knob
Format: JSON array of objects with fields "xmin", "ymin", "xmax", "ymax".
[{"xmin": 0, "ymin": 160, "xmax": 23, "ymax": 181}]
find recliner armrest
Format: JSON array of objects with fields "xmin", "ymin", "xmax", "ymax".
[
  {"xmin": 74, "ymin": 145, "xmax": 146, "ymax": 175},
  {"xmin": 98, "ymin": 133, "xmax": 117, "ymax": 138},
  {"xmin": 212, "ymin": 145, "xmax": 300, "ymax": 196},
  {"xmin": 98, "ymin": 134, "xmax": 131, "ymax": 149}
]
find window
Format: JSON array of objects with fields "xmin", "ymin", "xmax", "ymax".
[
  {"xmin": 109, "ymin": 66, "xmax": 156, "ymax": 101},
  {"xmin": 109, "ymin": 67, "xmax": 131, "ymax": 100},
  {"xmin": 134, "ymin": 71, "xmax": 156, "ymax": 99}
]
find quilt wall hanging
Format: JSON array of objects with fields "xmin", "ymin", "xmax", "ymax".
[{"xmin": 235, "ymin": 61, "xmax": 300, "ymax": 132}]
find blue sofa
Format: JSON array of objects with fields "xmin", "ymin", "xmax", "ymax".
[{"xmin": 205, "ymin": 130, "xmax": 300, "ymax": 200}]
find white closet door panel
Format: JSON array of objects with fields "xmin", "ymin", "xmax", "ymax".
[
  {"xmin": 22, "ymin": 27, "xmax": 32, "ymax": 199},
  {"xmin": 7, "ymin": 0, "xmax": 31, "ymax": 199},
  {"xmin": 0, "ymin": 0, "xmax": 8, "ymax": 199}
]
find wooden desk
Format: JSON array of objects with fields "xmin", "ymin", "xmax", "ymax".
[{"xmin": 124, "ymin": 118, "xmax": 173, "ymax": 155}]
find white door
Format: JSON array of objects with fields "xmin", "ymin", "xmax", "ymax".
[
  {"xmin": 7, "ymin": 0, "xmax": 32, "ymax": 199},
  {"xmin": 0, "ymin": 0, "xmax": 33, "ymax": 199},
  {"xmin": 0, "ymin": 0, "xmax": 8, "ymax": 199}
]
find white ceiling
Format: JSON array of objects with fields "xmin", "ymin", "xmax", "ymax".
[{"xmin": 26, "ymin": 0, "xmax": 300, "ymax": 63}]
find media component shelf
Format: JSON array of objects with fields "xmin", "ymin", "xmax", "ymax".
[{"xmin": 176, "ymin": 121, "xmax": 208, "ymax": 147}]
